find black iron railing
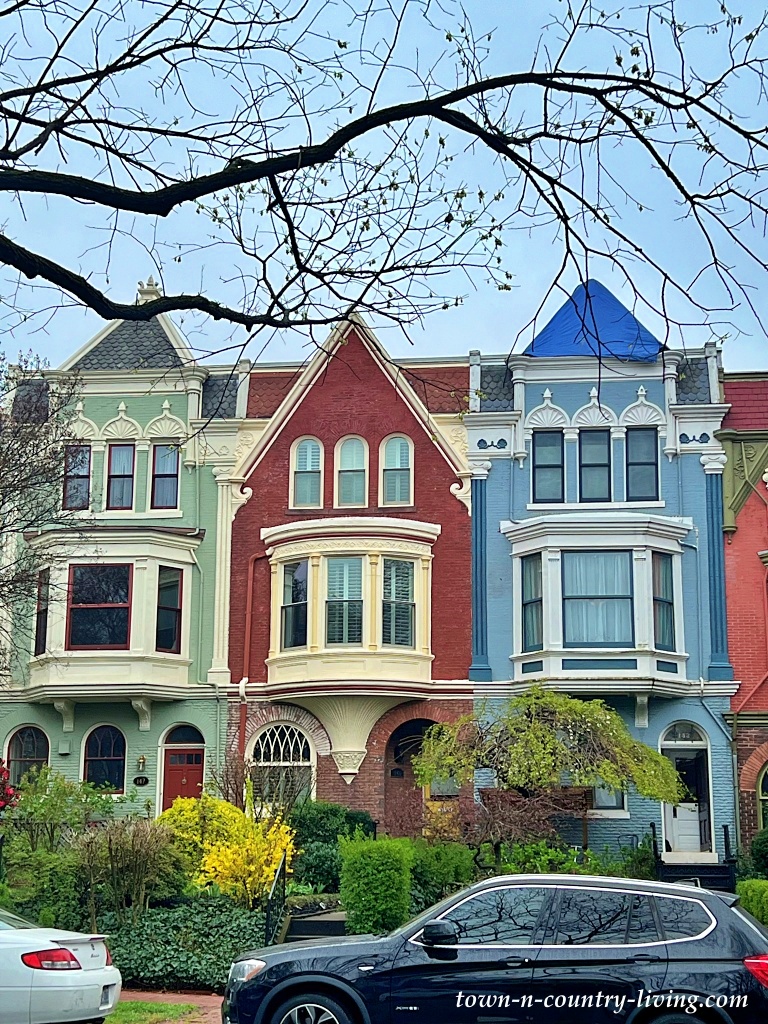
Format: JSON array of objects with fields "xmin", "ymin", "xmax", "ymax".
[{"xmin": 264, "ymin": 852, "xmax": 287, "ymax": 946}]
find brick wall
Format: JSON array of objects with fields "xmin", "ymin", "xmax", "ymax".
[
  {"xmin": 736, "ymin": 726, "xmax": 768, "ymax": 845},
  {"xmin": 229, "ymin": 330, "xmax": 472, "ymax": 685},
  {"xmin": 726, "ymin": 488, "xmax": 768, "ymax": 710}
]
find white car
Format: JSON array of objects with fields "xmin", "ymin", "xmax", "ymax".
[{"xmin": 0, "ymin": 906, "xmax": 121, "ymax": 1024}]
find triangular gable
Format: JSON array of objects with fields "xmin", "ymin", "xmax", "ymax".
[
  {"xmin": 237, "ymin": 316, "xmax": 468, "ymax": 481},
  {"xmin": 59, "ymin": 313, "xmax": 195, "ymax": 373},
  {"xmin": 524, "ymin": 279, "xmax": 662, "ymax": 362}
]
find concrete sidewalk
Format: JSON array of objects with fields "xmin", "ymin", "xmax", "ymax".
[{"xmin": 120, "ymin": 989, "xmax": 222, "ymax": 1023}]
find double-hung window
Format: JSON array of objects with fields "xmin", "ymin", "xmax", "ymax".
[
  {"xmin": 382, "ymin": 436, "xmax": 411, "ymax": 505},
  {"xmin": 294, "ymin": 439, "xmax": 322, "ymax": 507},
  {"xmin": 156, "ymin": 566, "xmax": 182, "ymax": 653},
  {"xmin": 34, "ymin": 568, "xmax": 49, "ymax": 656},
  {"xmin": 282, "ymin": 561, "xmax": 308, "ymax": 649},
  {"xmin": 562, "ymin": 550, "xmax": 633, "ymax": 647},
  {"xmin": 521, "ymin": 553, "xmax": 543, "ymax": 651},
  {"xmin": 337, "ymin": 438, "xmax": 366, "ymax": 506},
  {"xmin": 532, "ymin": 431, "xmax": 564, "ymax": 503},
  {"xmin": 151, "ymin": 444, "xmax": 179, "ymax": 509},
  {"xmin": 626, "ymin": 427, "xmax": 658, "ymax": 501},
  {"xmin": 382, "ymin": 559, "xmax": 415, "ymax": 647},
  {"xmin": 326, "ymin": 557, "xmax": 363, "ymax": 645},
  {"xmin": 63, "ymin": 444, "xmax": 91, "ymax": 510},
  {"xmin": 579, "ymin": 430, "xmax": 611, "ymax": 502},
  {"xmin": 67, "ymin": 564, "xmax": 132, "ymax": 649},
  {"xmin": 106, "ymin": 444, "xmax": 135, "ymax": 510},
  {"xmin": 652, "ymin": 552, "xmax": 675, "ymax": 651}
]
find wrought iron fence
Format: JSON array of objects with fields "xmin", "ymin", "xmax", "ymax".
[{"xmin": 264, "ymin": 851, "xmax": 287, "ymax": 946}]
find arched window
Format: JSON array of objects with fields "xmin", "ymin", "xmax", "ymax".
[
  {"xmin": 7, "ymin": 726, "xmax": 49, "ymax": 785},
  {"xmin": 292, "ymin": 438, "xmax": 322, "ymax": 508},
  {"xmin": 336, "ymin": 437, "xmax": 367, "ymax": 507},
  {"xmin": 759, "ymin": 766, "xmax": 768, "ymax": 832},
  {"xmin": 166, "ymin": 725, "xmax": 204, "ymax": 745},
  {"xmin": 381, "ymin": 436, "xmax": 412, "ymax": 505},
  {"xmin": 84, "ymin": 725, "xmax": 126, "ymax": 792},
  {"xmin": 251, "ymin": 723, "xmax": 314, "ymax": 803},
  {"xmin": 661, "ymin": 722, "xmax": 706, "ymax": 745}
]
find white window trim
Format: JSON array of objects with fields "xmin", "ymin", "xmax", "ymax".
[
  {"xmin": 289, "ymin": 436, "xmax": 324, "ymax": 510},
  {"xmin": 102, "ymin": 441, "xmax": 143, "ymax": 515},
  {"xmin": 246, "ymin": 721, "xmax": 317, "ymax": 800},
  {"xmin": 378, "ymin": 434, "xmax": 414, "ymax": 508},
  {"xmin": 146, "ymin": 440, "xmax": 181, "ymax": 514},
  {"xmin": 529, "ymin": 429, "xmax": 567, "ymax": 506},
  {"xmin": 658, "ymin": 721, "xmax": 716, "ymax": 862},
  {"xmin": 333, "ymin": 435, "xmax": 369, "ymax": 509}
]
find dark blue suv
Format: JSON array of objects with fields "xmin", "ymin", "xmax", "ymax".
[{"xmin": 223, "ymin": 874, "xmax": 768, "ymax": 1024}]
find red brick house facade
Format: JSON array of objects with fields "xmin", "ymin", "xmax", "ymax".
[
  {"xmin": 226, "ymin": 321, "xmax": 473, "ymax": 832},
  {"xmin": 721, "ymin": 375, "xmax": 768, "ymax": 846}
]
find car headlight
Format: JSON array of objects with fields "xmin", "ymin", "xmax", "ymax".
[{"xmin": 228, "ymin": 959, "xmax": 267, "ymax": 984}]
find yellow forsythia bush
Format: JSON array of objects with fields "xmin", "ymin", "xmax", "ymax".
[
  {"xmin": 198, "ymin": 817, "xmax": 295, "ymax": 909},
  {"xmin": 157, "ymin": 794, "xmax": 255, "ymax": 871}
]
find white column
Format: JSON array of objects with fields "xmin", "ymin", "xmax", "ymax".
[{"xmin": 208, "ymin": 468, "xmax": 251, "ymax": 685}]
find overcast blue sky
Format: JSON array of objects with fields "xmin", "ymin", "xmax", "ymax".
[{"xmin": 3, "ymin": 0, "xmax": 767, "ymax": 373}]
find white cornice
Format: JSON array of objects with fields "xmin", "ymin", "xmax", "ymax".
[
  {"xmin": 670, "ymin": 403, "xmax": 731, "ymax": 421},
  {"xmin": 500, "ymin": 512, "xmax": 693, "ymax": 545},
  {"xmin": 261, "ymin": 516, "xmax": 441, "ymax": 548},
  {"xmin": 479, "ymin": 678, "xmax": 739, "ymax": 699},
  {"xmin": 25, "ymin": 527, "xmax": 205, "ymax": 555}
]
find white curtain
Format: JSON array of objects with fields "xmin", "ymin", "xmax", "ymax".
[{"xmin": 563, "ymin": 551, "xmax": 632, "ymax": 645}]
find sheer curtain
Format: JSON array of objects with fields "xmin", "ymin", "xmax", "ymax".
[{"xmin": 563, "ymin": 551, "xmax": 633, "ymax": 646}]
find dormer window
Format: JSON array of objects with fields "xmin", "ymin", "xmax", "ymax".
[
  {"xmin": 381, "ymin": 436, "xmax": 412, "ymax": 505},
  {"xmin": 532, "ymin": 431, "xmax": 564, "ymax": 503},
  {"xmin": 292, "ymin": 438, "xmax": 322, "ymax": 508},
  {"xmin": 336, "ymin": 437, "xmax": 367, "ymax": 507}
]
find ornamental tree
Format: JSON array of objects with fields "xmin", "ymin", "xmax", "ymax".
[{"xmin": 413, "ymin": 686, "xmax": 685, "ymax": 857}]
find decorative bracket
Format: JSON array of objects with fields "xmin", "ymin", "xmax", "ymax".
[
  {"xmin": 635, "ymin": 694, "xmax": 649, "ymax": 729},
  {"xmin": 332, "ymin": 749, "xmax": 367, "ymax": 784},
  {"xmin": 131, "ymin": 698, "xmax": 152, "ymax": 732},
  {"xmin": 53, "ymin": 699, "xmax": 75, "ymax": 733}
]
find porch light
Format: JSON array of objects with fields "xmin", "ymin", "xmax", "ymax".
[{"xmin": 136, "ymin": 755, "xmax": 147, "ymax": 771}]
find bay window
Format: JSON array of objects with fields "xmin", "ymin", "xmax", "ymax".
[
  {"xmin": 653, "ymin": 551, "xmax": 675, "ymax": 651},
  {"xmin": 326, "ymin": 557, "xmax": 363, "ymax": 644},
  {"xmin": 383, "ymin": 559, "xmax": 415, "ymax": 647},
  {"xmin": 521, "ymin": 553, "xmax": 543, "ymax": 651},
  {"xmin": 156, "ymin": 566, "xmax": 182, "ymax": 653},
  {"xmin": 532, "ymin": 431, "xmax": 564, "ymax": 502},
  {"xmin": 34, "ymin": 568, "xmax": 49, "ymax": 656},
  {"xmin": 562, "ymin": 550, "xmax": 633, "ymax": 647},
  {"xmin": 282, "ymin": 560, "xmax": 308, "ymax": 649},
  {"xmin": 67, "ymin": 564, "xmax": 131, "ymax": 649}
]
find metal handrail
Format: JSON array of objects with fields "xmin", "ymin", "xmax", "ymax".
[{"xmin": 264, "ymin": 852, "xmax": 287, "ymax": 946}]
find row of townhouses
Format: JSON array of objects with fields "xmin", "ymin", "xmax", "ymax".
[{"xmin": 6, "ymin": 278, "xmax": 768, "ymax": 873}]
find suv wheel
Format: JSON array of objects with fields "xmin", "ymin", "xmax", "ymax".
[{"xmin": 271, "ymin": 994, "xmax": 354, "ymax": 1024}]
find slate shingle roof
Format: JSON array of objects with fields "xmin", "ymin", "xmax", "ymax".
[
  {"xmin": 71, "ymin": 319, "xmax": 184, "ymax": 371},
  {"xmin": 676, "ymin": 357, "xmax": 711, "ymax": 404},
  {"xmin": 11, "ymin": 379, "xmax": 49, "ymax": 422},
  {"xmin": 201, "ymin": 374, "xmax": 239, "ymax": 419},
  {"xmin": 479, "ymin": 364, "xmax": 515, "ymax": 411}
]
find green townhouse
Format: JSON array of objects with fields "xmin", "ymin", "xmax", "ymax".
[{"xmin": 2, "ymin": 280, "xmax": 250, "ymax": 814}]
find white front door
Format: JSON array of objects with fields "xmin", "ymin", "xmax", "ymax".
[{"xmin": 669, "ymin": 802, "xmax": 701, "ymax": 852}]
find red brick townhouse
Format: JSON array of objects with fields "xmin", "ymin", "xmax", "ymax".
[
  {"xmin": 720, "ymin": 373, "xmax": 768, "ymax": 845},
  {"xmin": 224, "ymin": 319, "xmax": 473, "ymax": 832}
]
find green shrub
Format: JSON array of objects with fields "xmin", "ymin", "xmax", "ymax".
[
  {"xmin": 737, "ymin": 879, "xmax": 768, "ymax": 924},
  {"xmin": 410, "ymin": 841, "xmax": 475, "ymax": 914},
  {"xmin": 103, "ymin": 895, "xmax": 265, "ymax": 993},
  {"xmin": 502, "ymin": 839, "xmax": 582, "ymax": 874},
  {"xmin": 293, "ymin": 841, "xmax": 343, "ymax": 892},
  {"xmin": 289, "ymin": 801, "xmax": 375, "ymax": 849},
  {"xmin": 340, "ymin": 835, "xmax": 412, "ymax": 934},
  {"xmin": 157, "ymin": 794, "xmax": 253, "ymax": 872},
  {"xmin": 751, "ymin": 828, "xmax": 768, "ymax": 878},
  {"xmin": 616, "ymin": 836, "xmax": 657, "ymax": 880},
  {"xmin": 3, "ymin": 846, "xmax": 87, "ymax": 930}
]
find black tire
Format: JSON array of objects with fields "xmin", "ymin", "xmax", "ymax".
[
  {"xmin": 269, "ymin": 993, "xmax": 355, "ymax": 1024},
  {"xmin": 649, "ymin": 1017, "xmax": 701, "ymax": 1024}
]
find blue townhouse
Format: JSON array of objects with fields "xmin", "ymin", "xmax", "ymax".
[{"xmin": 465, "ymin": 280, "xmax": 739, "ymax": 868}]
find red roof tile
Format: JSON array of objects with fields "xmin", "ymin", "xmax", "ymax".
[{"xmin": 723, "ymin": 380, "xmax": 768, "ymax": 430}]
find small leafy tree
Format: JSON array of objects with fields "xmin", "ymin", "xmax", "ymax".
[
  {"xmin": 198, "ymin": 817, "xmax": 295, "ymax": 910},
  {"xmin": 6, "ymin": 767, "xmax": 119, "ymax": 852},
  {"xmin": 413, "ymin": 687, "xmax": 685, "ymax": 861},
  {"xmin": 157, "ymin": 793, "xmax": 254, "ymax": 871}
]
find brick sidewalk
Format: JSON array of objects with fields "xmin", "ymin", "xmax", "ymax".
[{"xmin": 120, "ymin": 989, "xmax": 222, "ymax": 1023}]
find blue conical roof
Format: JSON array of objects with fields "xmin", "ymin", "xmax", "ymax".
[{"xmin": 523, "ymin": 280, "xmax": 662, "ymax": 361}]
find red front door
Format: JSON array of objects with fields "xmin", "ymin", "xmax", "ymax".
[{"xmin": 162, "ymin": 748, "xmax": 204, "ymax": 810}]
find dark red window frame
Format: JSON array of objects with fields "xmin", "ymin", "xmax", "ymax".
[
  {"xmin": 34, "ymin": 568, "xmax": 50, "ymax": 656},
  {"xmin": 156, "ymin": 566, "xmax": 183, "ymax": 654},
  {"xmin": 7, "ymin": 726, "xmax": 49, "ymax": 786},
  {"xmin": 83, "ymin": 725, "xmax": 126, "ymax": 793},
  {"xmin": 106, "ymin": 443, "xmax": 135, "ymax": 510},
  {"xmin": 150, "ymin": 444, "xmax": 180, "ymax": 510},
  {"xmin": 62, "ymin": 444, "xmax": 91, "ymax": 510},
  {"xmin": 66, "ymin": 563, "xmax": 133, "ymax": 651}
]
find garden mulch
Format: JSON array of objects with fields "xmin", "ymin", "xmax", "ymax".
[{"xmin": 120, "ymin": 989, "xmax": 222, "ymax": 1023}]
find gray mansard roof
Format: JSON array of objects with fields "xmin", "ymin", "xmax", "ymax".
[
  {"xmin": 201, "ymin": 374, "xmax": 239, "ymax": 419},
  {"xmin": 675, "ymin": 357, "xmax": 711, "ymax": 404},
  {"xmin": 70, "ymin": 319, "xmax": 185, "ymax": 372}
]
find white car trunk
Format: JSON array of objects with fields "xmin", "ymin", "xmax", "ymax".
[{"xmin": 43, "ymin": 930, "xmax": 109, "ymax": 970}]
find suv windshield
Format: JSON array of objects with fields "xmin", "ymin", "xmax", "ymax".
[{"xmin": 0, "ymin": 908, "xmax": 36, "ymax": 930}]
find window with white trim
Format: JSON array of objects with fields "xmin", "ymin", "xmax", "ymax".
[
  {"xmin": 653, "ymin": 552, "xmax": 675, "ymax": 651},
  {"xmin": 592, "ymin": 786, "xmax": 626, "ymax": 811},
  {"xmin": 251, "ymin": 723, "xmax": 314, "ymax": 802},
  {"xmin": 626, "ymin": 427, "xmax": 659, "ymax": 501},
  {"xmin": 521, "ymin": 553, "xmax": 543, "ymax": 652},
  {"xmin": 382, "ymin": 436, "xmax": 412, "ymax": 505},
  {"xmin": 282, "ymin": 560, "xmax": 308, "ymax": 649},
  {"xmin": 562, "ymin": 550, "xmax": 633, "ymax": 648},
  {"xmin": 382, "ymin": 559, "xmax": 415, "ymax": 647},
  {"xmin": 337, "ymin": 437, "xmax": 367, "ymax": 507},
  {"xmin": 293, "ymin": 438, "xmax": 322, "ymax": 508},
  {"xmin": 532, "ymin": 431, "xmax": 564, "ymax": 503},
  {"xmin": 151, "ymin": 444, "xmax": 180, "ymax": 509},
  {"xmin": 578, "ymin": 429, "xmax": 611, "ymax": 502},
  {"xmin": 326, "ymin": 557, "xmax": 363, "ymax": 645}
]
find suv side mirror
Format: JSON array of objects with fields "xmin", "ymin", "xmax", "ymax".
[{"xmin": 421, "ymin": 919, "xmax": 459, "ymax": 947}]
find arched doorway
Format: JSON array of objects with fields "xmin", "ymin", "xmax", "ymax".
[
  {"xmin": 660, "ymin": 722, "xmax": 713, "ymax": 858},
  {"xmin": 161, "ymin": 725, "xmax": 205, "ymax": 811},
  {"xmin": 384, "ymin": 718, "xmax": 459, "ymax": 836}
]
